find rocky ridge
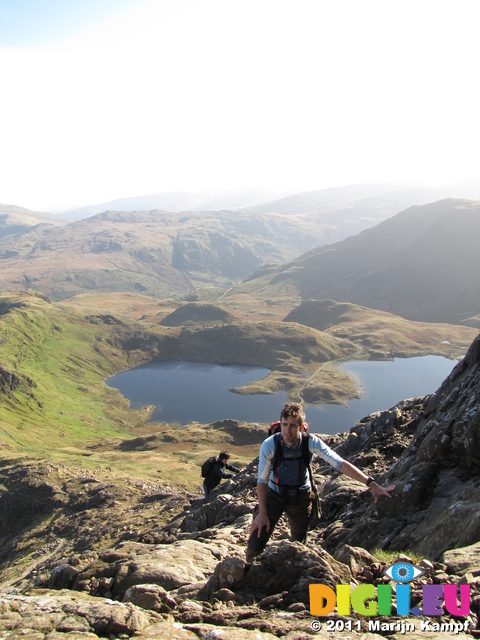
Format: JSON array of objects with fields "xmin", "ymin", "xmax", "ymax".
[{"xmin": 0, "ymin": 335, "xmax": 479, "ymax": 638}]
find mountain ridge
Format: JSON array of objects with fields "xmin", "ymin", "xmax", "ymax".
[
  {"xmin": 57, "ymin": 179, "xmax": 480, "ymax": 221},
  {"xmin": 0, "ymin": 204, "xmax": 66, "ymax": 239},
  {"xmin": 2, "ymin": 198, "xmax": 479, "ymax": 328},
  {"xmin": 239, "ymin": 198, "xmax": 480, "ymax": 325},
  {"xmin": 0, "ymin": 205, "xmax": 403, "ymax": 300}
]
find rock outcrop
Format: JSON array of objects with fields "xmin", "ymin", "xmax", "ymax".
[
  {"xmin": 160, "ymin": 302, "xmax": 236, "ymax": 326},
  {"xmin": 0, "ymin": 335, "xmax": 479, "ymax": 638},
  {"xmin": 0, "ymin": 366, "xmax": 36, "ymax": 400}
]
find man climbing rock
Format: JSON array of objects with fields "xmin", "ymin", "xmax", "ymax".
[
  {"xmin": 246, "ymin": 402, "xmax": 395, "ymax": 562},
  {"xmin": 202, "ymin": 450, "xmax": 243, "ymax": 497}
]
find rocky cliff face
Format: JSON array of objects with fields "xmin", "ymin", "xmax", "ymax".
[{"xmin": 0, "ymin": 335, "xmax": 479, "ymax": 638}]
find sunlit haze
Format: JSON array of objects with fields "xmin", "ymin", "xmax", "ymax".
[{"xmin": 1, "ymin": 0, "xmax": 479, "ymax": 211}]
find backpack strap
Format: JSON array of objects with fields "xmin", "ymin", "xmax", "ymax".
[
  {"xmin": 271, "ymin": 432, "xmax": 319, "ymax": 514},
  {"xmin": 302, "ymin": 433, "xmax": 319, "ymax": 501},
  {"xmin": 301, "ymin": 431, "xmax": 313, "ymax": 468},
  {"xmin": 271, "ymin": 433, "xmax": 283, "ymax": 478}
]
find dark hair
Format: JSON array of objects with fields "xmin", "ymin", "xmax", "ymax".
[
  {"xmin": 280, "ymin": 402, "xmax": 305, "ymax": 427},
  {"xmin": 219, "ymin": 450, "xmax": 230, "ymax": 460}
]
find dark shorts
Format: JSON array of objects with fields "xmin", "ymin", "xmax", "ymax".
[{"xmin": 246, "ymin": 487, "xmax": 314, "ymax": 562}]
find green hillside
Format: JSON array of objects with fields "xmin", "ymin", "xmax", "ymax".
[{"xmin": 0, "ymin": 291, "xmax": 138, "ymax": 456}]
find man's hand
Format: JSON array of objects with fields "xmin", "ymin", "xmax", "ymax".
[
  {"xmin": 338, "ymin": 462, "xmax": 396, "ymax": 504},
  {"xmin": 250, "ymin": 512, "xmax": 270, "ymax": 538},
  {"xmin": 370, "ymin": 483, "xmax": 396, "ymax": 503}
]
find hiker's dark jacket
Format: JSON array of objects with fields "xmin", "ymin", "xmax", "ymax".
[{"xmin": 204, "ymin": 459, "xmax": 240, "ymax": 493}]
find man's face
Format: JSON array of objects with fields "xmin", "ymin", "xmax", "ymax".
[
  {"xmin": 220, "ymin": 457, "xmax": 229, "ymax": 466},
  {"xmin": 280, "ymin": 415, "xmax": 302, "ymax": 446}
]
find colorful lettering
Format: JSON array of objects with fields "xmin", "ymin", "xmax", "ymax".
[
  {"xmin": 351, "ymin": 584, "xmax": 377, "ymax": 616},
  {"xmin": 309, "ymin": 584, "xmax": 336, "ymax": 616},
  {"xmin": 422, "ymin": 584, "xmax": 444, "ymax": 616},
  {"xmin": 444, "ymin": 584, "xmax": 470, "ymax": 616},
  {"xmin": 309, "ymin": 575, "xmax": 471, "ymax": 618}
]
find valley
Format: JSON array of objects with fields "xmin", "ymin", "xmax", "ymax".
[
  {"xmin": 0, "ymin": 288, "xmax": 476, "ymax": 491},
  {"xmin": 1, "ymin": 192, "xmax": 479, "ymax": 324}
]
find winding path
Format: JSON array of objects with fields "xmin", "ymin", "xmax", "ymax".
[{"xmin": 297, "ymin": 346, "xmax": 365, "ymax": 403}]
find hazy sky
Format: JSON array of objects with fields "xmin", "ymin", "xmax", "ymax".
[{"xmin": 1, "ymin": 0, "xmax": 479, "ymax": 211}]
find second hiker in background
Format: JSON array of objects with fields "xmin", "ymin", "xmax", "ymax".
[{"xmin": 202, "ymin": 450, "xmax": 244, "ymax": 498}]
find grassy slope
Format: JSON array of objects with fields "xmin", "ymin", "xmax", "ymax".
[{"xmin": 0, "ymin": 291, "xmax": 136, "ymax": 455}]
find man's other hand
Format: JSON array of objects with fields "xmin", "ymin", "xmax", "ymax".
[
  {"xmin": 250, "ymin": 512, "xmax": 270, "ymax": 537},
  {"xmin": 371, "ymin": 483, "xmax": 396, "ymax": 503}
]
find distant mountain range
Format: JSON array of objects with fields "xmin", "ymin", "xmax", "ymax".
[
  {"xmin": 1, "ymin": 185, "xmax": 479, "ymax": 326},
  {"xmin": 57, "ymin": 186, "xmax": 294, "ymax": 220},
  {"xmin": 3, "ymin": 182, "xmax": 452, "ymax": 300},
  {"xmin": 57, "ymin": 179, "xmax": 480, "ymax": 221},
  {"xmin": 243, "ymin": 180, "xmax": 480, "ymax": 216},
  {"xmin": 240, "ymin": 199, "xmax": 480, "ymax": 325},
  {"xmin": 0, "ymin": 208, "xmax": 349, "ymax": 299}
]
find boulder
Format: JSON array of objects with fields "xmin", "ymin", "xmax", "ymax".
[
  {"xmin": 123, "ymin": 583, "xmax": 178, "ymax": 613},
  {"xmin": 223, "ymin": 540, "xmax": 352, "ymax": 608},
  {"xmin": 0, "ymin": 590, "xmax": 152, "ymax": 637},
  {"xmin": 443, "ymin": 543, "xmax": 480, "ymax": 576},
  {"xmin": 106, "ymin": 540, "xmax": 221, "ymax": 594}
]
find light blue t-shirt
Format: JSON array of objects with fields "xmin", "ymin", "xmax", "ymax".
[{"xmin": 257, "ymin": 434, "xmax": 344, "ymax": 493}]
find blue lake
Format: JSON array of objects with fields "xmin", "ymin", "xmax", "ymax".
[{"xmin": 106, "ymin": 355, "xmax": 458, "ymax": 434}]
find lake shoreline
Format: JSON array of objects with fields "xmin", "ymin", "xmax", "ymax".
[{"xmin": 107, "ymin": 356, "xmax": 458, "ymax": 435}]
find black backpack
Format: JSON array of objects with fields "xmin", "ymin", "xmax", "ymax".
[{"xmin": 201, "ymin": 456, "xmax": 217, "ymax": 478}]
